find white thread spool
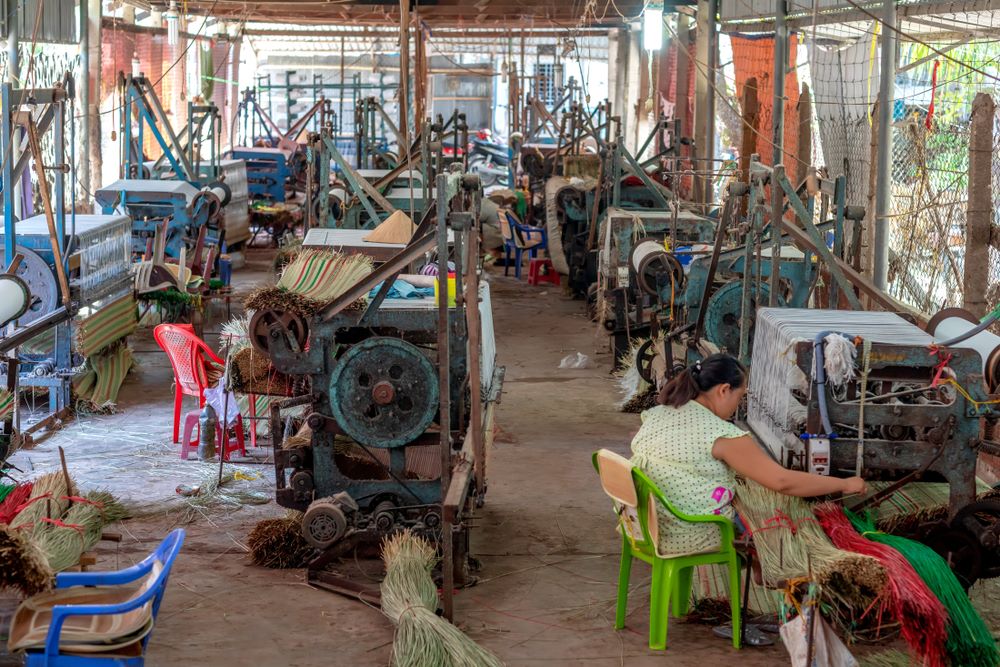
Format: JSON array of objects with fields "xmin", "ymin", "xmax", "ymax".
[
  {"xmin": 0, "ymin": 274, "xmax": 30, "ymax": 326},
  {"xmin": 927, "ymin": 307, "xmax": 1000, "ymax": 391},
  {"xmin": 629, "ymin": 240, "xmax": 666, "ymax": 273}
]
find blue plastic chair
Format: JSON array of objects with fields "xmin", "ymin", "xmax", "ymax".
[
  {"xmin": 501, "ymin": 210, "xmax": 548, "ymax": 279},
  {"xmin": 21, "ymin": 529, "xmax": 185, "ymax": 666}
]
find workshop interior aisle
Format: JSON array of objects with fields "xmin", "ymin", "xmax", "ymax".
[{"xmin": 0, "ymin": 263, "xmax": 785, "ymax": 666}]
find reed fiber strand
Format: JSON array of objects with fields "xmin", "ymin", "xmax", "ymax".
[
  {"xmin": 380, "ymin": 531, "xmax": 503, "ymax": 667},
  {"xmin": 815, "ymin": 503, "xmax": 948, "ymax": 667},
  {"xmin": 847, "ymin": 510, "xmax": 999, "ymax": 667}
]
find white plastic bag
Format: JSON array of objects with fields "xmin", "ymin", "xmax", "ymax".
[
  {"xmin": 203, "ymin": 383, "xmax": 241, "ymax": 427},
  {"xmin": 558, "ymin": 352, "xmax": 591, "ymax": 369},
  {"xmin": 779, "ymin": 610, "xmax": 857, "ymax": 667}
]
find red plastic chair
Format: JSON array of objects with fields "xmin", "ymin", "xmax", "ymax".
[{"xmin": 153, "ymin": 324, "xmax": 218, "ymax": 443}]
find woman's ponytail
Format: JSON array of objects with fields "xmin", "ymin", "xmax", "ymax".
[{"xmin": 656, "ymin": 354, "xmax": 746, "ymax": 408}]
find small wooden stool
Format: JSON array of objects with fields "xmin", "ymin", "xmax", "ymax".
[{"xmin": 527, "ymin": 258, "xmax": 560, "ymax": 286}]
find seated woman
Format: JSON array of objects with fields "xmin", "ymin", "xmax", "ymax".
[{"xmin": 630, "ymin": 353, "xmax": 866, "ymax": 557}]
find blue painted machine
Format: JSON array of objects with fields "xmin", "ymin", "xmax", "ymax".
[
  {"xmin": 230, "ymin": 146, "xmax": 294, "ymax": 202},
  {"xmin": 94, "ymin": 180, "xmax": 227, "ymax": 258}
]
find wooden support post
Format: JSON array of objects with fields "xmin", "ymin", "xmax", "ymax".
[
  {"xmin": 965, "ymin": 93, "xmax": 994, "ymax": 318},
  {"xmin": 413, "ymin": 18, "xmax": 427, "ymax": 132},
  {"xmin": 797, "ymin": 83, "xmax": 812, "ymax": 191},
  {"xmin": 738, "ymin": 77, "xmax": 758, "ymax": 217},
  {"xmin": 864, "ymin": 100, "xmax": 879, "ymax": 289},
  {"xmin": 398, "ymin": 0, "xmax": 410, "ymax": 153},
  {"xmin": 674, "ymin": 14, "xmax": 691, "ymax": 152}
]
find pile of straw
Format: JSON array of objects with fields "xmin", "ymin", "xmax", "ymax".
[
  {"xmin": 380, "ymin": 532, "xmax": 503, "ymax": 667},
  {"xmin": 231, "ymin": 347, "xmax": 297, "ymax": 396},
  {"xmin": 615, "ymin": 337, "xmax": 655, "ymax": 413},
  {"xmin": 735, "ymin": 482, "xmax": 887, "ymax": 597},
  {"xmin": 848, "ymin": 511, "xmax": 1000, "ymax": 667},
  {"xmin": 816, "ymin": 503, "xmax": 948, "ymax": 667},
  {"xmin": 247, "ymin": 511, "xmax": 312, "ymax": 569}
]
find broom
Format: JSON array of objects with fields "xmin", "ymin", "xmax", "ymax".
[
  {"xmin": 0, "ymin": 482, "xmax": 32, "ymax": 525},
  {"xmin": 33, "ymin": 490, "xmax": 128, "ymax": 573},
  {"xmin": 847, "ymin": 510, "xmax": 1000, "ymax": 667},
  {"xmin": 380, "ymin": 532, "xmax": 503, "ymax": 667},
  {"xmin": 735, "ymin": 481, "xmax": 887, "ymax": 600},
  {"xmin": 815, "ymin": 503, "xmax": 948, "ymax": 667},
  {"xmin": 9, "ymin": 471, "xmax": 76, "ymax": 534}
]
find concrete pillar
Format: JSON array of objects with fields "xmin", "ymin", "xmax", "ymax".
[{"xmin": 694, "ymin": 0, "xmax": 718, "ymax": 205}]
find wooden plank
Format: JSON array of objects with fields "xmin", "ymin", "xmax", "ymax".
[
  {"xmin": 738, "ymin": 77, "xmax": 758, "ymax": 218},
  {"xmin": 965, "ymin": 93, "xmax": 993, "ymax": 318},
  {"xmin": 443, "ymin": 460, "xmax": 473, "ymax": 523}
]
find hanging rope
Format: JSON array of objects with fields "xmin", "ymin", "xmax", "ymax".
[{"xmin": 855, "ymin": 338, "xmax": 871, "ymax": 476}]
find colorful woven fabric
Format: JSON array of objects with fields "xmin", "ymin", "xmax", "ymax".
[
  {"xmin": 75, "ymin": 294, "xmax": 138, "ymax": 358},
  {"xmin": 72, "ymin": 346, "xmax": 135, "ymax": 408},
  {"xmin": 276, "ymin": 250, "xmax": 372, "ymax": 302},
  {"xmin": 0, "ymin": 389, "xmax": 12, "ymax": 421}
]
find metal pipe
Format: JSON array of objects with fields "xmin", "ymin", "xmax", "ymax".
[
  {"xmin": 873, "ymin": 0, "xmax": 896, "ymax": 290},
  {"xmin": 8, "ymin": 19, "xmax": 20, "ymax": 220},
  {"xmin": 769, "ymin": 1, "xmax": 786, "ymax": 307}
]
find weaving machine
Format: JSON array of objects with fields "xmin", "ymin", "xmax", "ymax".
[
  {"xmin": 230, "ymin": 87, "xmax": 329, "ymax": 203},
  {"xmin": 747, "ymin": 307, "xmax": 1000, "ymax": 586},
  {"xmin": 313, "ymin": 113, "xmax": 461, "ymax": 230},
  {"xmin": 113, "ymin": 73, "xmax": 249, "ymax": 256},
  {"xmin": 252, "ymin": 170, "xmax": 502, "ymax": 611},
  {"xmin": 0, "ymin": 77, "xmax": 134, "ymax": 457},
  {"xmin": 626, "ymin": 157, "xmax": 873, "ymax": 392},
  {"xmin": 550, "ymin": 120, "xmax": 700, "ymax": 300}
]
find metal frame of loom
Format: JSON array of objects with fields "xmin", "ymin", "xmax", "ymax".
[
  {"xmin": 112, "ymin": 72, "xmax": 246, "ymax": 258},
  {"xmin": 554, "ymin": 122, "xmax": 698, "ymax": 301},
  {"xmin": 748, "ymin": 307, "xmax": 1000, "ymax": 586},
  {"xmin": 0, "ymin": 76, "xmax": 133, "ymax": 458},
  {"xmin": 255, "ymin": 169, "xmax": 502, "ymax": 619},
  {"xmin": 231, "ymin": 88, "xmax": 330, "ymax": 203},
  {"xmin": 312, "ymin": 114, "xmax": 463, "ymax": 230}
]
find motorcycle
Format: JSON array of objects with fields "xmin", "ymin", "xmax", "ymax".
[{"xmin": 467, "ymin": 129, "xmax": 511, "ymax": 188}]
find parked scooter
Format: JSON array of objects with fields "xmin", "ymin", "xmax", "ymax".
[{"xmin": 468, "ymin": 129, "xmax": 511, "ymax": 187}]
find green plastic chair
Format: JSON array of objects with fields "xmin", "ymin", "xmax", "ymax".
[{"xmin": 592, "ymin": 449, "xmax": 743, "ymax": 650}]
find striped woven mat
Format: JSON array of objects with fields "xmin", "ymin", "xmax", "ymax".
[
  {"xmin": 0, "ymin": 389, "xmax": 12, "ymax": 421},
  {"xmin": 276, "ymin": 250, "xmax": 372, "ymax": 302},
  {"xmin": 72, "ymin": 346, "xmax": 134, "ymax": 408},
  {"xmin": 75, "ymin": 294, "xmax": 138, "ymax": 358}
]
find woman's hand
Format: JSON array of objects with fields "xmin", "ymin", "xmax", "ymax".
[{"xmin": 840, "ymin": 476, "xmax": 867, "ymax": 496}]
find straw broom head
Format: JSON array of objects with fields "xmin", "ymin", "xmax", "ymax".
[
  {"xmin": 0, "ymin": 525, "xmax": 54, "ymax": 595},
  {"xmin": 380, "ymin": 531, "xmax": 503, "ymax": 667},
  {"xmin": 247, "ymin": 512, "xmax": 312, "ymax": 569}
]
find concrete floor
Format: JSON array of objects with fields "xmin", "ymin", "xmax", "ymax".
[{"xmin": 3, "ymin": 248, "xmax": 930, "ymax": 665}]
